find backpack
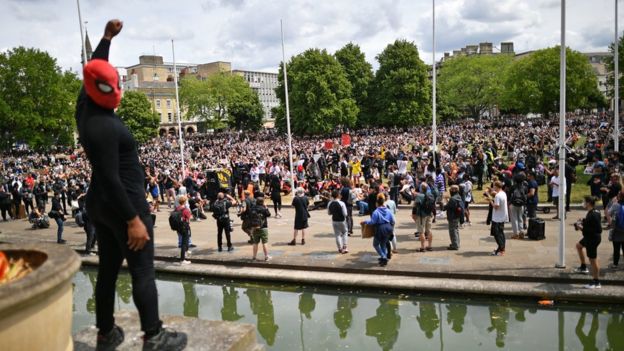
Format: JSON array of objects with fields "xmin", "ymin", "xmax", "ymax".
[
  {"xmin": 212, "ymin": 200, "xmax": 227, "ymax": 220},
  {"xmin": 329, "ymin": 201, "xmax": 346, "ymax": 222},
  {"xmin": 511, "ymin": 182, "xmax": 528, "ymax": 207},
  {"xmin": 248, "ymin": 205, "xmax": 264, "ymax": 228},
  {"xmin": 416, "ymin": 193, "xmax": 435, "ymax": 215},
  {"xmin": 616, "ymin": 204, "xmax": 624, "ymax": 231},
  {"xmin": 168, "ymin": 209, "xmax": 183, "ymax": 231},
  {"xmin": 341, "ymin": 187, "xmax": 353, "ymax": 206}
]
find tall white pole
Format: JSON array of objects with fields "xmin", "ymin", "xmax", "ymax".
[
  {"xmin": 556, "ymin": 0, "xmax": 567, "ymax": 269},
  {"xmin": 172, "ymin": 39, "xmax": 186, "ymax": 178},
  {"xmin": 281, "ymin": 20, "xmax": 296, "ymax": 188},
  {"xmin": 432, "ymin": 0, "xmax": 437, "ymax": 167},
  {"xmin": 76, "ymin": 0, "xmax": 87, "ymax": 67},
  {"xmin": 615, "ymin": 0, "xmax": 620, "ymax": 152}
]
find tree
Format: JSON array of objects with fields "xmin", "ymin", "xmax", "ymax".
[
  {"xmin": 501, "ymin": 46, "xmax": 604, "ymax": 115},
  {"xmin": 0, "ymin": 47, "xmax": 81, "ymax": 150},
  {"xmin": 179, "ymin": 73, "xmax": 263, "ymax": 130},
  {"xmin": 335, "ymin": 43, "xmax": 374, "ymax": 124},
  {"xmin": 438, "ymin": 54, "xmax": 512, "ymax": 119},
  {"xmin": 116, "ymin": 91, "xmax": 160, "ymax": 143},
  {"xmin": 275, "ymin": 48, "xmax": 358, "ymax": 135},
  {"xmin": 368, "ymin": 40, "xmax": 431, "ymax": 127}
]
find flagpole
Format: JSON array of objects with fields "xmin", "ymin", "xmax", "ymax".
[
  {"xmin": 432, "ymin": 0, "xmax": 437, "ymax": 167},
  {"xmin": 615, "ymin": 0, "xmax": 620, "ymax": 152},
  {"xmin": 556, "ymin": 0, "xmax": 567, "ymax": 269},
  {"xmin": 172, "ymin": 39, "xmax": 186, "ymax": 178},
  {"xmin": 76, "ymin": 0, "xmax": 87, "ymax": 67},
  {"xmin": 281, "ymin": 20, "xmax": 296, "ymax": 188}
]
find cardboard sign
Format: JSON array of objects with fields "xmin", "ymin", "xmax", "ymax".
[{"xmin": 361, "ymin": 223, "xmax": 375, "ymax": 239}]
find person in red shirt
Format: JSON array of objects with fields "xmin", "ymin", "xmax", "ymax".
[{"xmin": 175, "ymin": 196, "xmax": 192, "ymax": 265}]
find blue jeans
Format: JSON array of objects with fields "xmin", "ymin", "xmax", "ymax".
[
  {"xmin": 54, "ymin": 217, "xmax": 64, "ymax": 242},
  {"xmin": 357, "ymin": 201, "xmax": 368, "ymax": 215}
]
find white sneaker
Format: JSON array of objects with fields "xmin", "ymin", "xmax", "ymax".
[
  {"xmin": 264, "ymin": 255, "xmax": 272, "ymax": 261},
  {"xmin": 180, "ymin": 260, "xmax": 191, "ymax": 265},
  {"xmin": 584, "ymin": 281, "xmax": 601, "ymax": 289}
]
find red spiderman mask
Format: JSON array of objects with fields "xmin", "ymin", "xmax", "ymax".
[{"xmin": 83, "ymin": 59, "xmax": 121, "ymax": 110}]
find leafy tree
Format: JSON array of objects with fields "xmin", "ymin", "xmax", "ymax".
[
  {"xmin": 438, "ymin": 54, "xmax": 512, "ymax": 119},
  {"xmin": 335, "ymin": 43, "xmax": 374, "ymax": 124},
  {"xmin": 275, "ymin": 48, "xmax": 358, "ymax": 135},
  {"xmin": 116, "ymin": 91, "xmax": 160, "ymax": 143},
  {"xmin": 179, "ymin": 73, "xmax": 263, "ymax": 130},
  {"xmin": 368, "ymin": 40, "xmax": 431, "ymax": 127},
  {"xmin": 0, "ymin": 47, "xmax": 81, "ymax": 150},
  {"xmin": 501, "ymin": 46, "xmax": 603, "ymax": 115}
]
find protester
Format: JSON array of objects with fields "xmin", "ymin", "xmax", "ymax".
[
  {"xmin": 607, "ymin": 191, "xmax": 624, "ymax": 269},
  {"xmin": 289, "ymin": 187, "xmax": 309, "ymax": 245},
  {"xmin": 486, "ymin": 181, "xmax": 508, "ymax": 256},
  {"xmin": 50, "ymin": 192, "xmax": 65, "ymax": 244},
  {"xmin": 250, "ymin": 197, "xmax": 272, "ymax": 261},
  {"xmin": 444, "ymin": 185, "xmax": 463, "ymax": 250},
  {"xmin": 212, "ymin": 192, "xmax": 237, "ymax": 252},
  {"xmin": 327, "ymin": 189, "xmax": 349, "ymax": 254},
  {"xmin": 362, "ymin": 193, "xmax": 395, "ymax": 267},
  {"xmin": 574, "ymin": 196, "xmax": 602, "ymax": 289},
  {"xmin": 174, "ymin": 196, "xmax": 192, "ymax": 265}
]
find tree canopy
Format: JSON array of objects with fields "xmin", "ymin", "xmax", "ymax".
[
  {"xmin": 368, "ymin": 40, "xmax": 431, "ymax": 127},
  {"xmin": 275, "ymin": 48, "xmax": 358, "ymax": 135},
  {"xmin": 0, "ymin": 47, "xmax": 81, "ymax": 150},
  {"xmin": 180, "ymin": 73, "xmax": 264, "ymax": 130},
  {"xmin": 501, "ymin": 46, "xmax": 604, "ymax": 115},
  {"xmin": 116, "ymin": 91, "xmax": 160, "ymax": 143},
  {"xmin": 335, "ymin": 43, "xmax": 374, "ymax": 124},
  {"xmin": 438, "ymin": 54, "xmax": 512, "ymax": 119}
]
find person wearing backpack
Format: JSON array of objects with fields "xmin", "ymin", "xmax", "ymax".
[
  {"xmin": 212, "ymin": 192, "xmax": 237, "ymax": 252},
  {"xmin": 444, "ymin": 185, "xmax": 464, "ymax": 250},
  {"xmin": 172, "ymin": 196, "xmax": 192, "ymax": 265},
  {"xmin": 250, "ymin": 197, "xmax": 272, "ymax": 261},
  {"xmin": 607, "ymin": 191, "xmax": 624, "ymax": 269},
  {"xmin": 327, "ymin": 189, "xmax": 349, "ymax": 254},
  {"xmin": 411, "ymin": 182, "xmax": 435, "ymax": 252},
  {"xmin": 509, "ymin": 174, "xmax": 528, "ymax": 240}
]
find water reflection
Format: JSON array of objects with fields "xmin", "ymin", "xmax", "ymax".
[
  {"xmin": 246, "ymin": 288, "xmax": 278, "ymax": 346},
  {"xmin": 366, "ymin": 299, "xmax": 401, "ymax": 351},
  {"xmin": 73, "ymin": 270, "xmax": 624, "ymax": 351}
]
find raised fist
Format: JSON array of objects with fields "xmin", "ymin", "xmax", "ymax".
[{"xmin": 104, "ymin": 19, "xmax": 123, "ymax": 39}]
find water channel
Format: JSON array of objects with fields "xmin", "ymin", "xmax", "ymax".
[{"xmin": 72, "ymin": 269, "xmax": 623, "ymax": 350}]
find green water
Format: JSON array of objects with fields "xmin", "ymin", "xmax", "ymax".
[{"xmin": 72, "ymin": 269, "xmax": 624, "ymax": 351}]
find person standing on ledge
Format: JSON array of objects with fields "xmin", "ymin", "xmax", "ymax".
[{"xmin": 76, "ymin": 19, "xmax": 187, "ymax": 351}]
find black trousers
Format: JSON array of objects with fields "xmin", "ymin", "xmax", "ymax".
[
  {"xmin": 565, "ymin": 182, "xmax": 572, "ymax": 212},
  {"xmin": 614, "ymin": 242, "xmax": 624, "ymax": 266},
  {"xmin": 217, "ymin": 219, "xmax": 232, "ymax": 249},
  {"xmin": 92, "ymin": 212, "xmax": 161, "ymax": 334},
  {"xmin": 84, "ymin": 218, "xmax": 97, "ymax": 252},
  {"xmin": 178, "ymin": 226, "xmax": 190, "ymax": 260},
  {"xmin": 23, "ymin": 197, "xmax": 34, "ymax": 214},
  {"xmin": 346, "ymin": 205, "xmax": 353, "ymax": 234},
  {"xmin": 526, "ymin": 203, "xmax": 537, "ymax": 219},
  {"xmin": 0, "ymin": 203, "xmax": 10, "ymax": 220},
  {"xmin": 491, "ymin": 222, "xmax": 506, "ymax": 252}
]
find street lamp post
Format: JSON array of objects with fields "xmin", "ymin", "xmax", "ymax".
[
  {"xmin": 432, "ymin": 0, "xmax": 437, "ymax": 166},
  {"xmin": 615, "ymin": 0, "xmax": 620, "ymax": 152},
  {"xmin": 556, "ymin": 0, "xmax": 567, "ymax": 269}
]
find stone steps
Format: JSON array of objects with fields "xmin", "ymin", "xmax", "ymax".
[{"xmin": 73, "ymin": 310, "xmax": 264, "ymax": 351}]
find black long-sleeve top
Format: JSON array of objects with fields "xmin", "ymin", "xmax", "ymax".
[{"xmin": 76, "ymin": 38, "xmax": 148, "ymax": 221}]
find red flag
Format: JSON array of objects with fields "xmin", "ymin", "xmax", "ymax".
[
  {"xmin": 324, "ymin": 140, "xmax": 334, "ymax": 150},
  {"xmin": 341, "ymin": 133, "xmax": 351, "ymax": 146}
]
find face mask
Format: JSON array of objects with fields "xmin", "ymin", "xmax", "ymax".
[{"xmin": 83, "ymin": 59, "xmax": 121, "ymax": 110}]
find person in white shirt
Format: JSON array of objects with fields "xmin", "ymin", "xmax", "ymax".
[
  {"xmin": 487, "ymin": 181, "xmax": 508, "ymax": 256},
  {"xmin": 550, "ymin": 168, "xmax": 565, "ymax": 219},
  {"xmin": 397, "ymin": 157, "xmax": 408, "ymax": 175}
]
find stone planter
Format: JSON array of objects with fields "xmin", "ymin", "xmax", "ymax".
[{"xmin": 0, "ymin": 243, "xmax": 81, "ymax": 351}]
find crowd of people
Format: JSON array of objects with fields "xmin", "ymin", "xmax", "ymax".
[{"xmin": 1, "ymin": 113, "xmax": 623, "ymax": 287}]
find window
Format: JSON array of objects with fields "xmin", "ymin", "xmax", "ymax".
[
  {"xmin": 166, "ymin": 99, "xmax": 172, "ymax": 109},
  {"xmin": 168, "ymin": 112, "xmax": 172, "ymax": 123},
  {"xmin": 155, "ymin": 99, "xmax": 161, "ymax": 109}
]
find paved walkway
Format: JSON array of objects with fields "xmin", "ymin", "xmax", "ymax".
[{"xmin": 2, "ymin": 205, "xmax": 623, "ymax": 302}]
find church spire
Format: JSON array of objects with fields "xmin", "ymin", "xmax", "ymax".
[{"xmin": 81, "ymin": 25, "xmax": 93, "ymax": 65}]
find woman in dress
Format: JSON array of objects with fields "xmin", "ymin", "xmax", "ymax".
[{"xmin": 289, "ymin": 187, "xmax": 309, "ymax": 245}]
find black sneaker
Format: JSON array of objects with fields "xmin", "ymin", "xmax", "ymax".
[
  {"xmin": 218, "ymin": 247, "xmax": 223, "ymax": 252},
  {"xmin": 96, "ymin": 325, "xmax": 124, "ymax": 351},
  {"xmin": 143, "ymin": 328, "xmax": 187, "ymax": 351},
  {"xmin": 189, "ymin": 244, "xmax": 197, "ymax": 248},
  {"xmin": 227, "ymin": 246, "xmax": 234, "ymax": 252},
  {"xmin": 57, "ymin": 239, "xmax": 66, "ymax": 244}
]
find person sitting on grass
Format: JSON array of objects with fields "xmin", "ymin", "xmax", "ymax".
[
  {"xmin": 574, "ymin": 196, "xmax": 602, "ymax": 289},
  {"xmin": 250, "ymin": 197, "xmax": 272, "ymax": 261}
]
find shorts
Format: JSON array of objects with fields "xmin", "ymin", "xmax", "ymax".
[
  {"xmin": 579, "ymin": 237, "xmax": 601, "ymax": 259},
  {"xmin": 414, "ymin": 215, "xmax": 432, "ymax": 234},
  {"xmin": 252, "ymin": 227, "xmax": 269, "ymax": 244}
]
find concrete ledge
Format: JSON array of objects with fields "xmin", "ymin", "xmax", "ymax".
[
  {"xmin": 73, "ymin": 310, "xmax": 264, "ymax": 351},
  {"xmin": 82, "ymin": 258, "xmax": 624, "ymax": 304}
]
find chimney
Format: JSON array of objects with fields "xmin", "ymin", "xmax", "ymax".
[
  {"xmin": 500, "ymin": 42, "xmax": 515, "ymax": 54},
  {"xmin": 479, "ymin": 42, "xmax": 493, "ymax": 54}
]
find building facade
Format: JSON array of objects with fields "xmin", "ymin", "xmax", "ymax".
[{"xmin": 233, "ymin": 70, "xmax": 279, "ymax": 120}]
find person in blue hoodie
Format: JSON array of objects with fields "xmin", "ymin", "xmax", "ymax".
[{"xmin": 362, "ymin": 193, "xmax": 395, "ymax": 267}]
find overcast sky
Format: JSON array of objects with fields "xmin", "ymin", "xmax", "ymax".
[{"xmin": 1, "ymin": 0, "xmax": 620, "ymax": 74}]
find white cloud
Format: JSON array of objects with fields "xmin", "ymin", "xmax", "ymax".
[{"xmin": 0, "ymin": 0, "xmax": 619, "ymax": 73}]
